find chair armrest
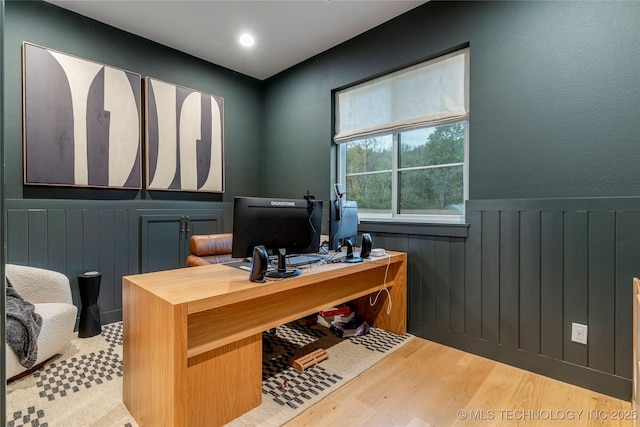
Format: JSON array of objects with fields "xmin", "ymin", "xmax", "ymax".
[
  {"xmin": 5, "ymin": 264, "xmax": 73, "ymax": 305},
  {"xmin": 186, "ymin": 255, "xmax": 212, "ymax": 267}
]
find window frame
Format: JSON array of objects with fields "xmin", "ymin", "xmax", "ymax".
[
  {"xmin": 337, "ymin": 119, "xmax": 469, "ymax": 224},
  {"xmin": 334, "ymin": 47, "xmax": 470, "ymax": 224}
]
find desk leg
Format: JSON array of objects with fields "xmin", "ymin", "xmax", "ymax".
[{"xmin": 185, "ymin": 333, "xmax": 263, "ymax": 426}]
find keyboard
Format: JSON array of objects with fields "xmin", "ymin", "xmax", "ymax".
[{"xmin": 286, "ymin": 254, "xmax": 326, "ymax": 267}]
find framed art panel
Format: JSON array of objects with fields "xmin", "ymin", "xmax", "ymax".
[
  {"xmin": 145, "ymin": 77, "xmax": 225, "ymax": 193},
  {"xmin": 22, "ymin": 42, "xmax": 142, "ymax": 189}
]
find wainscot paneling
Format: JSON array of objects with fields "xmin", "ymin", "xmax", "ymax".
[
  {"xmin": 6, "ymin": 205, "xmax": 130, "ymax": 325},
  {"xmin": 6, "ymin": 197, "xmax": 639, "ymax": 399},
  {"xmin": 5, "ymin": 199, "xmax": 233, "ymax": 325},
  {"xmin": 360, "ymin": 197, "xmax": 640, "ymax": 400}
]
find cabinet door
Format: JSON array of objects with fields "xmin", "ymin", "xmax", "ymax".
[
  {"xmin": 184, "ymin": 214, "xmax": 221, "ymax": 239},
  {"xmin": 140, "ymin": 214, "xmax": 185, "ymax": 273},
  {"xmin": 140, "ymin": 212, "xmax": 223, "ymax": 273}
]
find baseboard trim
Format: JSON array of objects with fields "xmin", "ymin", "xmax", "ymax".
[{"xmin": 100, "ymin": 309, "xmax": 122, "ymax": 325}]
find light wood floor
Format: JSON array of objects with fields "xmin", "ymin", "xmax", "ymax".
[{"xmin": 283, "ymin": 337, "xmax": 634, "ymax": 427}]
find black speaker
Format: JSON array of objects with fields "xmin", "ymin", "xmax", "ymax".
[
  {"xmin": 249, "ymin": 245, "xmax": 269, "ymax": 283},
  {"xmin": 360, "ymin": 233, "xmax": 372, "ymax": 259}
]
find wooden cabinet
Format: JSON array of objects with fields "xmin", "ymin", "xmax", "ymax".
[{"xmin": 139, "ymin": 210, "xmax": 224, "ymax": 273}]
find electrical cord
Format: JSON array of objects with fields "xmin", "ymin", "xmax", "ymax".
[{"xmin": 369, "ymin": 253, "xmax": 393, "ymax": 315}]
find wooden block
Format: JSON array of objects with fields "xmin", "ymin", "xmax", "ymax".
[{"xmin": 291, "ymin": 348, "xmax": 329, "ymax": 371}]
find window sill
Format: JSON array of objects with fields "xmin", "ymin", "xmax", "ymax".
[{"xmin": 358, "ymin": 220, "xmax": 469, "ymax": 238}]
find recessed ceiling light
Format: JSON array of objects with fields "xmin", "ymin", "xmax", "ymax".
[{"xmin": 239, "ymin": 33, "xmax": 255, "ymax": 47}]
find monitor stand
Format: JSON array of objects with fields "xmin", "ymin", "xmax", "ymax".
[
  {"xmin": 265, "ymin": 248, "xmax": 302, "ymax": 279},
  {"xmin": 343, "ymin": 239, "xmax": 363, "ymax": 263}
]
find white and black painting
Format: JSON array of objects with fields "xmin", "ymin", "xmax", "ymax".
[
  {"xmin": 145, "ymin": 77, "xmax": 224, "ymax": 193},
  {"xmin": 22, "ymin": 42, "xmax": 142, "ymax": 189}
]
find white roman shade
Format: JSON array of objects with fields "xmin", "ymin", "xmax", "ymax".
[{"xmin": 334, "ymin": 48, "xmax": 469, "ymax": 143}]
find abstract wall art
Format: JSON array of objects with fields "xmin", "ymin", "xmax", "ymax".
[
  {"xmin": 22, "ymin": 42, "xmax": 142, "ymax": 189},
  {"xmin": 145, "ymin": 77, "xmax": 225, "ymax": 193}
]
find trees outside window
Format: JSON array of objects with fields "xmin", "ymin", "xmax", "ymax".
[{"xmin": 342, "ymin": 121, "xmax": 467, "ymax": 222}]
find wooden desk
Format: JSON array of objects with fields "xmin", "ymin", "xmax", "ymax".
[{"xmin": 122, "ymin": 251, "xmax": 407, "ymax": 427}]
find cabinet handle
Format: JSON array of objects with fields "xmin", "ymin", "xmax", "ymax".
[
  {"xmin": 185, "ymin": 216, "xmax": 190, "ymax": 233},
  {"xmin": 180, "ymin": 216, "xmax": 185, "ymax": 233}
]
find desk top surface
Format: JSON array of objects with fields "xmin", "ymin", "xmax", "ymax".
[{"xmin": 123, "ymin": 251, "xmax": 406, "ymax": 313}]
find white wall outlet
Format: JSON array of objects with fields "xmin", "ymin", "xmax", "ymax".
[{"xmin": 571, "ymin": 323, "xmax": 588, "ymax": 345}]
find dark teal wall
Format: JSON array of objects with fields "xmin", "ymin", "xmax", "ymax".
[
  {"xmin": 263, "ymin": 1, "xmax": 640, "ymax": 200},
  {"xmin": 4, "ymin": 0, "xmax": 264, "ymax": 201},
  {"xmin": 2, "ymin": 2, "xmax": 264, "ymax": 410},
  {"xmin": 262, "ymin": 61, "xmax": 335, "ymax": 199},
  {"xmin": 262, "ymin": 1, "xmax": 640, "ymax": 400},
  {"xmin": 2, "ymin": 0, "xmax": 640, "ymax": 403}
]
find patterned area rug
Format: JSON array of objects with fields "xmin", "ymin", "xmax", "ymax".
[{"xmin": 6, "ymin": 320, "xmax": 412, "ymax": 427}]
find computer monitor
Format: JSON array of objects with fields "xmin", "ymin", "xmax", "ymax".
[
  {"xmin": 328, "ymin": 199, "xmax": 362, "ymax": 262},
  {"xmin": 232, "ymin": 196, "xmax": 323, "ymax": 278}
]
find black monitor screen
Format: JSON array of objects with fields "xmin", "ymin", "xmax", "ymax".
[
  {"xmin": 232, "ymin": 196, "xmax": 323, "ymax": 278},
  {"xmin": 328, "ymin": 199, "xmax": 358, "ymax": 252}
]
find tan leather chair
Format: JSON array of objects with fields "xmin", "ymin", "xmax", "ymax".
[{"xmin": 186, "ymin": 233, "xmax": 236, "ymax": 266}]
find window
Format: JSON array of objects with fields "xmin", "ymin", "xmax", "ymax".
[{"xmin": 335, "ymin": 48, "xmax": 469, "ymax": 223}]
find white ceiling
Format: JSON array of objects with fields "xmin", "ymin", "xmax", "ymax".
[{"xmin": 46, "ymin": 0, "xmax": 427, "ymax": 80}]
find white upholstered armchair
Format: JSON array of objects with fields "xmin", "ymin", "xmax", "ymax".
[{"xmin": 5, "ymin": 264, "xmax": 78, "ymax": 380}]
